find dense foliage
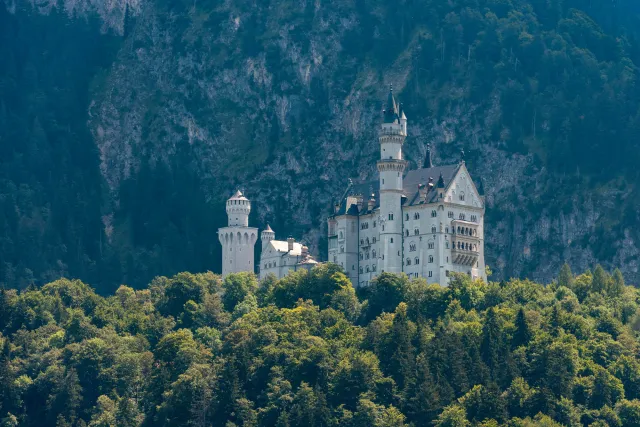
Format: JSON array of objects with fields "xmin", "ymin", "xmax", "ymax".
[
  {"xmin": 1, "ymin": 0, "xmax": 640, "ymax": 290},
  {"xmin": 1, "ymin": 264, "xmax": 640, "ymax": 426}
]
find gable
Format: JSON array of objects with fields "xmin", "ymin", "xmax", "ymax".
[{"xmin": 444, "ymin": 164, "xmax": 483, "ymax": 209}]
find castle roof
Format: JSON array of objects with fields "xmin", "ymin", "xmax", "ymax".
[
  {"xmin": 332, "ymin": 163, "xmax": 463, "ymax": 216},
  {"xmin": 268, "ymin": 240, "xmax": 304, "ymax": 256},
  {"xmin": 263, "ymin": 224, "xmax": 273, "ymax": 232},
  {"xmin": 228, "ymin": 190, "xmax": 249, "ymax": 201},
  {"xmin": 383, "ymin": 86, "xmax": 399, "ymax": 124}
]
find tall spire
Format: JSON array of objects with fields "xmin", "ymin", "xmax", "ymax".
[
  {"xmin": 383, "ymin": 84, "xmax": 398, "ymax": 123},
  {"xmin": 423, "ymin": 143, "xmax": 433, "ymax": 168}
]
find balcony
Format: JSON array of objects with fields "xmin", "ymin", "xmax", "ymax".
[{"xmin": 452, "ymin": 238, "xmax": 479, "ymax": 266}]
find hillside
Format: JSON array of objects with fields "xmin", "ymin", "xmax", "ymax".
[
  {"xmin": 1, "ymin": 0, "xmax": 640, "ymax": 290},
  {"xmin": 1, "ymin": 266, "xmax": 640, "ymax": 425}
]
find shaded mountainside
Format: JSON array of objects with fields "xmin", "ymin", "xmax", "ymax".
[{"xmin": 1, "ymin": 0, "xmax": 640, "ymax": 290}]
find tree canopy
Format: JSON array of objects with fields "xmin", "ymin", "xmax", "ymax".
[{"xmin": 0, "ymin": 264, "xmax": 638, "ymax": 426}]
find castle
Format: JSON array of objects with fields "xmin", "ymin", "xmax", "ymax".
[
  {"xmin": 217, "ymin": 191, "xmax": 317, "ymax": 279},
  {"xmin": 219, "ymin": 86, "xmax": 486, "ymax": 287},
  {"xmin": 327, "ymin": 87, "xmax": 486, "ymax": 287}
]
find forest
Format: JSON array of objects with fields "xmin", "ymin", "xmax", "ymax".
[{"xmin": 1, "ymin": 264, "xmax": 639, "ymax": 426}]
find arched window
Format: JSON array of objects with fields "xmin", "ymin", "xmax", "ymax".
[
  {"xmin": 414, "ymin": 212, "xmax": 420, "ymax": 220},
  {"xmin": 410, "ymin": 244, "xmax": 416, "ymax": 252},
  {"xmin": 414, "ymin": 228, "xmax": 419, "ymax": 235},
  {"xmin": 460, "ymin": 192, "xmax": 465, "ymax": 201},
  {"xmin": 359, "ymin": 267, "xmax": 363, "ymax": 274},
  {"xmin": 389, "ymin": 213, "xmax": 394, "ymax": 220},
  {"xmin": 360, "ymin": 239, "xmax": 364, "ymax": 245},
  {"xmin": 359, "ymin": 253, "xmax": 363, "ymax": 260},
  {"xmin": 446, "ymin": 241, "xmax": 450, "ymax": 248},
  {"xmin": 372, "ymin": 250, "xmax": 377, "ymax": 258},
  {"xmin": 448, "ymin": 211, "xmax": 454, "ymax": 218},
  {"xmin": 428, "ymin": 242, "xmax": 434, "ymax": 249},
  {"xmin": 431, "ymin": 210, "xmax": 437, "ymax": 217},
  {"xmin": 406, "ymin": 258, "xmax": 412, "ymax": 266},
  {"xmin": 415, "ymin": 257, "xmax": 420, "ymax": 265},
  {"xmin": 406, "ymin": 213, "xmax": 410, "ymax": 221},
  {"xmin": 429, "ymin": 255, "xmax": 434, "ymax": 263},
  {"xmin": 431, "ymin": 226, "xmax": 436, "ymax": 233},
  {"xmin": 372, "ymin": 264, "xmax": 377, "ymax": 272},
  {"xmin": 366, "ymin": 265, "xmax": 370, "ymax": 272},
  {"xmin": 366, "ymin": 253, "xmax": 370, "ymax": 260},
  {"xmin": 405, "ymin": 230, "xmax": 409, "ymax": 237},
  {"xmin": 459, "ymin": 213, "xmax": 465, "ymax": 220}
]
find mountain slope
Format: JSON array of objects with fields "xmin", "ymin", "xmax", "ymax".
[{"xmin": 1, "ymin": 0, "xmax": 640, "ymax": 289}]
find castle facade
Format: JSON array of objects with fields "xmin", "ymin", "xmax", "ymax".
[
  {"xmin": 327, "ymin": 87, "xmax": 486, "ymax": 287},
  {"xmin": 218, "ymin": 191, "xmax": 317, "ymax": 279}
]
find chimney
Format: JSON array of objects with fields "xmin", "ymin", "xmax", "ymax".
[
  {"xmin": 418, "ymin": 183, "xmax": 428, "ymax": 199},
  {"xmin": 287, "ymin": 237, "xmax": 294, "ymax": 252}
]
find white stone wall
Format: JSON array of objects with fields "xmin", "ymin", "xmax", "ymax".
[
  {"xmin": 259, "ymin": 250, "xmax": 298, "ymax": 280},
  {"xmin": 218, "ymin": 226, "xmax": 258, "ymax": 276}
]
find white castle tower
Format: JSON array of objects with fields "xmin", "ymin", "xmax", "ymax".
[
  {"xmin": 377, "ymin": 86, "xmax": 406, "ymax": 274},
  {"xmin": 218, "ymin": 190, "xmax": 258, "ymax": 276},
  {"xmin": 261, "ymin": 224, "xmax": 275, "ymax": 250},
  {"xmin": 328, "ymin": 85, "xmax": 486, "ymax": 287}
]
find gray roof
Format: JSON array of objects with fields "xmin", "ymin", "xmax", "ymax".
[{"xmin": 332, "ymin": 163, "xmax": 462, "ymax": 216}]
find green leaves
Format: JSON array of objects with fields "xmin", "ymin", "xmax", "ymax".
[{"xmin": 0, "ymin": 264, "xmax": 638, "ymax": 426}]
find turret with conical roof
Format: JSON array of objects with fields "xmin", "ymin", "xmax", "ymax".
[
  {"xmin": 218, "ymin": 189, "xmax": 258, "ymax": 277},
  {"xmin": 226, "ymin": 190, "xmax": 251, "ymax": 227},
  {"xmin": 261, "ymin": 224, "xmax": 275, "ymax": 250},
  {"xmin": 377, "ymin": 83, "xmax": 407, "ymax": 274},
  {"xmin": 383, "ymin": 85, "xmax": 399, "ymax": 124}
]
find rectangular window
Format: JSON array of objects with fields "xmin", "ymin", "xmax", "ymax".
[
  {"xmin": 390, "ymin": 238, "xmax": 394, "ymax": 243},
  {"xmin": 428, "ymin": 271, "xmax": 433, "ymax": 277}
]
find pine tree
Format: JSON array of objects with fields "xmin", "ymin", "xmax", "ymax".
[
  {"xmin": 557, "ymin": 263, "xmax": 574, "ymax": 289},
  {"xmin": 609, "ymin": 269, "xmax": 625, "ymax": 297},
  {"xmin": 592, "ymin": 265, "xmax": 609, "ymax": 293},
  {"xmin": 389, "ymin": 303, "xmax": 415, "ymax": 389},
  {"xmin": 512, "ymin": 308, "xmax": 532, "ymax": 349},
  {"xmin": 404, "ymin": 354, "xmax": 441, "ymax": 426},
  {"xmin": 0, "ymin": 339, "xmax": 13, "ymax": 414}
]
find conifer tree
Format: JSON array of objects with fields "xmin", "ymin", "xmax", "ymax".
[
  {"xmin": 557, "ymin": 263, "xmax": 574, "ymax": 289},
  {"xmin": 512, "ymin": 308, "xmax": 532, "ymax": 349},
  {"xmin": 609, "ymin": 269, "xmax": 625, "ymax": 297},
  {"xmin": 592, "ymin": 265, "xmax": 609, "ymax": 293}
]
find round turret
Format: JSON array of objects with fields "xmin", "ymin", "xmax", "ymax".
[
  {"xmin": 261, "ymin": 224, "xmax": 275, "ymax": 249},
  {"xmin": 226, "ymin": 190, "xmax": 251, "ymax": 226}
]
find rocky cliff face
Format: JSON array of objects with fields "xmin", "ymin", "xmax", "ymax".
[{"xmin": 4, "ymin": 0, "xmax": 640, "ymax": 287}]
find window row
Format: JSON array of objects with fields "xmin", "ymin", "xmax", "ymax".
[
  {"xmin": 359, "ymin": 264, "xmax": 378, "ymax": 274},
  {"xmin": 447, "ymin": 211, "xmax": 478, "ymax": 223},
  {"xmin": 360, "ymin": 237, "xmax": 377, "ymax": 245},
  {"xmin": 455, "ymin": 241, "xmax": 478, "ymax": 251},
  {"xmin": 359, "ymin": 250, "xmax": 377, "ymax": 260},
  {"xmin": 455, "ymin": 226, "xmax": 478, "ymax": 236}
]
